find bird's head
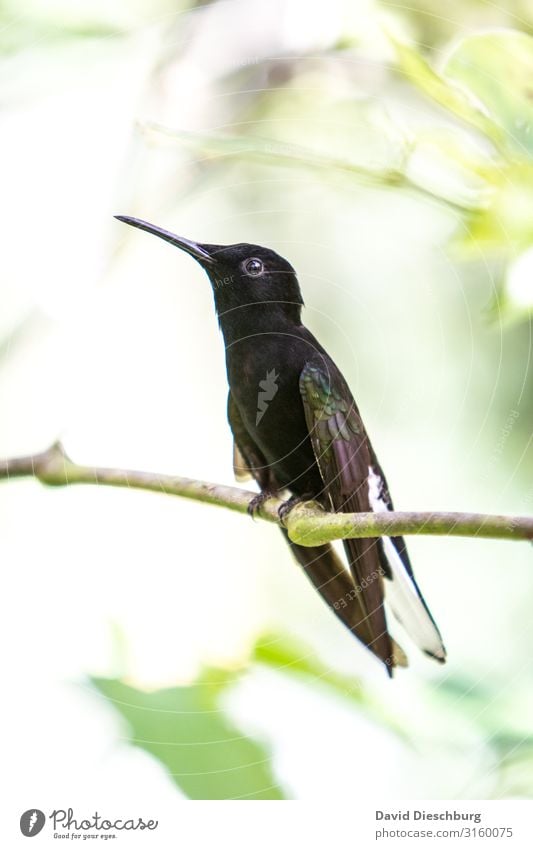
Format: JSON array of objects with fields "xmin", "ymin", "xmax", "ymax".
[{"xmin": 115, "ymin": 216, "xmax": 304, "ymax": 329}]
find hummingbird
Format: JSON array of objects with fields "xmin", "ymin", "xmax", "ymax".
[{"xmin": 116, "ymin": 215, "xmax": 446, "ymax": 675}]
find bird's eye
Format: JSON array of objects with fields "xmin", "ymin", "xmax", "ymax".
[{"xmin": 243, "ymin": 257, "xmax": 264, "ymax": 277}]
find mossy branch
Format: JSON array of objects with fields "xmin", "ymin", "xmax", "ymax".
[{"xmin": 0, "ymin": 442, "xmax": 532, "ymax": 545}]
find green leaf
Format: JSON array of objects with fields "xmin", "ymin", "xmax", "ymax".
[
  {"xmin": 92, "ymin": 672, "xmax": 286, "ymax": 800},
  {"xmin": 443, "ymin": 30, "xmax": 533, "ymax": 158},
  {"xmin": 253, "ymin": 634, "xmax": 366, "ymax": 702},
  {"xmin": 454, "ymin": 163, "xmax": 533, "ymax": 252},
  {"xmin": 253, "ymin": 634, "xmax": 409, "ymax": 740},
  {"xmin": 389, "ymin": 37, "xmax": 505, "ymax": 151}
]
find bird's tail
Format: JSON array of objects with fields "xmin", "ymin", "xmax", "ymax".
[{"xmin": 280, "ymin": 529, "xmax": 407, "ymax": 675}]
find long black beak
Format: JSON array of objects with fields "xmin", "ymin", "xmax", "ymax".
[{"xmin": 115, "ymin": 215, "xmax": 215, "ymax": 264}]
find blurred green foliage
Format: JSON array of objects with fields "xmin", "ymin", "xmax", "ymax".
[
  {"xmin": 0, "ymin": 0, "xmax": 187, "ymax": 52},
  {"xmin": 93, "ymin": 666, "xmax": 286, "ymax": 800},
  {"xmin": 386, "ymin": 0, "xmax": 533, "ymax": 48},
  {"xmin": 151, "ymin": 26, "xmax": 533, "ymax": 321},
  {"xmin": 394, "ymin": 32, "xmax": 533, "ymax": 290},
  {"xmin": 93, "ymin": 634, "xmax": 405, "ymax": 800},
  {"xmin": 94, "ymin": 633, "xmax": 533, "ymax": 799}
]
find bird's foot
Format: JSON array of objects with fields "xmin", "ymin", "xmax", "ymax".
[
  {"xmin": 247, "ymin": 489, "xmax": 277, "ymax": 519},
  {"xmin": 278, "ymin": 493, "xmax": 313, "ymax": 527}
]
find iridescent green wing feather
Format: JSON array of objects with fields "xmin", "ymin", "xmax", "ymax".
[
  {"xmin": 299, "ymin": 360, "xmax": 369, "ymax": 502},
  {"xmin": 299, "ymin": 359, "xmax": 395, "ymax": 668}
]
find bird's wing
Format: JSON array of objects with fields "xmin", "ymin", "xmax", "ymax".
[
  {"xmin": 227, "ymin": 393, "xmax": 278, "ymax": 490},
  {"xmin": 299, "ymin": 359, "xmax": 396, "ymax": 668},
  {"xmin": 300, "ymin": 359, "xmax": 445, "ymax": 666}
]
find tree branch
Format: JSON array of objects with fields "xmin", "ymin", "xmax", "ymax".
[
  {"xmin": 0, "ymin": 442, "xmax": 532, "ymax": 545},
  {"xmin": 140, "ymin": 123, "xmax": 484, "ymax": 215}
]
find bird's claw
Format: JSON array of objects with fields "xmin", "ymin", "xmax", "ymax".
[
  {"xmin": 278, "ymin": 494, "xmax": 311, "ymax": 527},
  {"xmin": 247, "ymin": 490, "xmax": 276, "ymax": 519}
]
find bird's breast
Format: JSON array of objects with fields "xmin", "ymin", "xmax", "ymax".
[{"xmin": 225, "ymin": 333, "xmax": 322, "ymax": 493}]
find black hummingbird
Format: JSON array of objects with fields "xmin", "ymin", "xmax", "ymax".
[{"xmin": 116, "ymin": 215, "xmax": 446, "ymax": 675}]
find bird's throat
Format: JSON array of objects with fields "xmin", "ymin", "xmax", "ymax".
[{"xmin": 215, "ymin": 300, "xmax": 302, "ymax": 348}]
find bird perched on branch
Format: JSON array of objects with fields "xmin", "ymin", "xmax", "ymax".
[{"xmin": 116, "ymin": 215, "xmax": 446, "ymax": 675}]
